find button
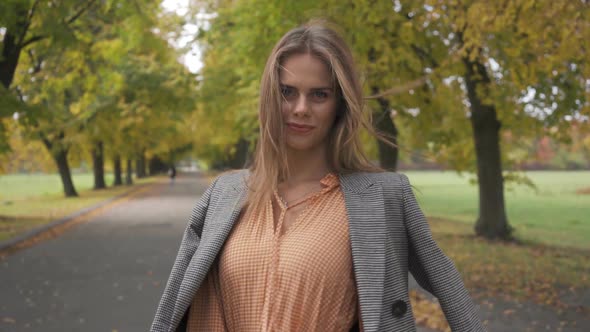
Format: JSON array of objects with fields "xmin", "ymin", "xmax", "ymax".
[{"xmin": 391, "ymin": 300, "xmax": 407, "ymax": 318}]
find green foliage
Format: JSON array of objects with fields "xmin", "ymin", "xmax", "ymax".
[
  {"xmin": 1, "ymin": 1, "xmax": 199, "ymax": 178},
  {"xmin": 187, "ymin": 0, "xmax": 321, "ymax": 164},
  {"xmin": 192, "ymin": 0, "xmax": 589, "ymax": 174}
]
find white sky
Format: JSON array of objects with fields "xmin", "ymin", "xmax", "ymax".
[{"xmin": 161, "ymin": 0, "xmax": 204, "ymax": 73}]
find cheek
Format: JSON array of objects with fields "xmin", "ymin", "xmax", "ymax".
[{"xmin": 281, "ymin": 100, "xmax": 289, "ymax": 114}]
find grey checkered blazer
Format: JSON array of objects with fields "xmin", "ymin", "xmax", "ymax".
[{"xmin": 151, "ymin": 170, "xmax": 485, "ymax": 332}]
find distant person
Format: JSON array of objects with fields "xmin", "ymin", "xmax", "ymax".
[
  {"xmin": 151, "ymin": 21, "xmax": 485, "ymax": 332},
  {"xmin": 168, "ymin": 165, "xmax": 176, "ymax": 185}
]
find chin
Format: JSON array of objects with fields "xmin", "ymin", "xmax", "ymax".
[
  {"xmin": 286, "ymin": 144, "xmax": 314, "ymax": 151},
  {"xmin": 286, "ymin": 140, "xmax": 324, "ymax": 152}
]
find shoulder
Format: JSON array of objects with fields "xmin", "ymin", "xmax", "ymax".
[
  {"xmin": 209, "ymin": 169, "xmax": 249, "ymax": 192},
  {"xmin": 367, "ymin": 171, "xmax": 409, "ymax": 185},
  {"xmin": 340, "ymin": 171, "xmax": 410, "ymax": 192}
]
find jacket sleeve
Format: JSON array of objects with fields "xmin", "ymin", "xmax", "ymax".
[
  {"xmin": 400, "ymin": 174, "xmax": 486, "ymax": 332},
  {"xmin": 151, "ymin": 177, "xmax": 219, "ymax": 332}
]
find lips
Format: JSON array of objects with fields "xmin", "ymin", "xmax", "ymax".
[{"xmin": 287, "ymin": 122, "xmax": 314, "ymax": 133}]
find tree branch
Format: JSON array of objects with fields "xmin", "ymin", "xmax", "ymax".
[
  {"xmin": 14, "ymin": 87, "xmax": 26, "ymax": 103},
  {"xmin": 367, "ymin": 76, "xmax": 428, "ymax": 99},
  {"xmin": 16, "ymin": 0, "xmax": 41, "ymax": 47},
  {"xmin": 27, "ymin": 50, "xmax": 43, "ymax": 74},
  {"xmin": 66, "ymin": 0, "xmax": 98, "ymax": 25},
  {"xmin": 411, "ymin": 44, "xmax": 439, "ymax": 68},
  {"xmin": 40, "ymin": 132, "xmax": 52, "ymax": 150},
  {"xmin": 22, "ymin": 35, "xmax": 47, "ymax": 48}
]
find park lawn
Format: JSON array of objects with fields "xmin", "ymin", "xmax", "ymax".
[
  {"xmin": 0, "ymin": 173, "xmax": 117, "ymax": 200},
  {"xmin": 0, "ymin": 173, "xmax": 161, "ymax": 242},
  {"xmin": 404, "ymin": 170, "xmax": 590, "ymax": 250}
]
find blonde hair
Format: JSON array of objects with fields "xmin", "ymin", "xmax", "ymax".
[{"xmin": 245, "ymin": 21, "xmax": 385, "ymax": 212}]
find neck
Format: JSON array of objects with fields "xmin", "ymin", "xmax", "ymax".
[{"xmin": 283, "ymin": 144, "xmax": 332, "ymax": 186}]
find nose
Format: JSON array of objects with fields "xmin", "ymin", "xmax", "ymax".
[{"xmin": 293, "ymin": 94, "xmax": 309, "ymax": 116}]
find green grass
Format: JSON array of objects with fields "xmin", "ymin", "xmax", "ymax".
[
  {"xmin": 0, "ymin": 173, "xmax": 118, "ymax": 200},
  {"xmin": 0, "ymin": 173, "xmax": 161, "ymax": 242},
  {"xmin": 404, "ymin": 171, "xmax": 590, "ymax": 250}
]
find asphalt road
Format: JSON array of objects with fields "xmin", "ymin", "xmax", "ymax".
[{"xmin": 0, "ymin": 174, "xmax": 209, "ymax": 332}]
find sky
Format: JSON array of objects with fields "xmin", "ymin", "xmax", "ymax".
[{"xmin": 161, "ymin": 0, "xmax": 204, "ymax": 73}]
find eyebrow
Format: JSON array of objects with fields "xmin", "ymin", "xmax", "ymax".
[{"xmin": 279, "ymin": 83, "xmax": 333, "ymax": 91}]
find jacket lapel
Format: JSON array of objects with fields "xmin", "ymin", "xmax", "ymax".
[
  {"xmin": 172, "ymin": 179, "xmax": 248, "ymax": 329},
  {"xmin": 340, "ymin": 173, "xmax": 386, "ymax": 332}
]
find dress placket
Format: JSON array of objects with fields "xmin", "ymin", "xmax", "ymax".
[
  {"xmin": 261, "ymin": 179, "xmax": 335, "ymax": 331},
  {"xmin": 260, "ymin": 194, "xmax": 286, "ymax": 330}
]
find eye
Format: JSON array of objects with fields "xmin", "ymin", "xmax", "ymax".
[
  {"xmin": 311, "ymin": 90, "xmax": 329, "ymax": 101},
  {"xmin": 280, "ymin": 86, "xmax": 296, "ymax": 98}
]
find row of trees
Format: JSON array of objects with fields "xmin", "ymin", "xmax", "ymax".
[
  {"xmin": 400, "ymin": 129, "xmax": 590, "ymax": 170},
  {"xmin": 2, "ymin": 1, "xmax": 588, "ymax": 240},
  {"xmin": 1, "ymin": 0, "xmax": 195, "ymax": 196},
  {"xmin": 188, "ymin": 0, "xmax": 589, "ymax": 239}
]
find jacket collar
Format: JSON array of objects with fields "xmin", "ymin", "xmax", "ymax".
[{"xmin": 229, "ymin": 170, "xmax": 377, "ymax": 193}]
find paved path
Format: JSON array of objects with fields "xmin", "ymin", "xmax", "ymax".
[{"xmin": 1, "ymin": 173, "xmax": 209, "ymax": 332}]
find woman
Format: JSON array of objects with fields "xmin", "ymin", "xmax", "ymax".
[{"xmin": 151, "ymin": 22, "xmax": 485, "ymax": 332}]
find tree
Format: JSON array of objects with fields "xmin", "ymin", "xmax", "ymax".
[
  {"xmin": 334, "ymin": 0, "xmax": 588, "ymax": 239},
  {"xmin": 12, "ymin": 45, "xmax": 94, "ymax": 197},
  {"xmin": 0, "ymin": 1, "xmax": 104, "ymax": 152},
  {"xmin": 0, "ymin": 117, "xmax": 54, "ymax": 173},
  {"xmin": 1, "ymin": 0, "xmax": 178, "ymax": 196},
  {"xmin": 191, "ymin": 0, "xmax": 444, "ymax": 169},
  {"xmin": 188, "ymin": 0, "xmax": 589, "ymax": 240},
  {"xmin": 416, "ymin": 0, "xmax": 589, "ymax": 238}
]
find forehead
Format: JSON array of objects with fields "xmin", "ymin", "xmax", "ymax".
[{"xmin": 279, "ymin": 53, "xmax": 333, "ymax": 88}]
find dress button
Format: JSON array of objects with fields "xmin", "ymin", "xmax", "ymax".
[{"xmin": 391, "ymin": 299, "xmax": 407, "ymax": 318}]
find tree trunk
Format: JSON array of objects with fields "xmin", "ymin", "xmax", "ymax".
[
  {"xmin": 0, "ymin": 31, "xmax": 23, "ymax": 89},
  {"xmin": 140, "ymin": 153, "xmax": 147, "ymax": 176},
  {"xmin": 113, "ymin": 154, "xmax": 123, "ymax": 186},
  {"xmin": 125, "ymin": 158, "xmax": 133, "ymax": 185},
  {"xmin": 55, "ymin": 149, "xmax": 78, "ymax": 197},
  {"xmin": 0, "ymin": 5, "xmax": 28, "ymax": 89},
  {"xmin": 91, "ymin": 141, "xmax": 106, "ymax": 189},
  {"xmin": 148, "ymin": 155, "xmax": 168, "ymax": 175},
  {"xmin": 371, "ymin": 87, "xmax": 399, "ymax": 171},
  {"xmin": 136, "ymin": 153, "xmax": 146, "ymax": 178},
  {"xmin": 41, "ymin": 136, "xmax": 78, "ymax": 197},
  {"xmin": 228, "ymin": 138, "xmax": 250, "ymax": 169},
  {"xmin": 463, "ymin": 57, "xmax": 511, "ymax": 239}
]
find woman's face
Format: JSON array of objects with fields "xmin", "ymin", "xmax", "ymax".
[{"xmin": 279, "ymin": 53, "xmax": 338, "ymax": 153}]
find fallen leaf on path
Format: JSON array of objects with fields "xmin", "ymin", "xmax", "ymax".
[
  {"xmin": 410, "ymin": 290, "xmax": 450, "ymax": 332},
  {"xmin": 2, "ymin": 317, "xmax": 16, "ymax": 324}
]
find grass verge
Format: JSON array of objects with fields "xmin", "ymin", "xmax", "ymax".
[{"xmin": 0, "ymin": 176, "xmax": 161, "ymax": 242}]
